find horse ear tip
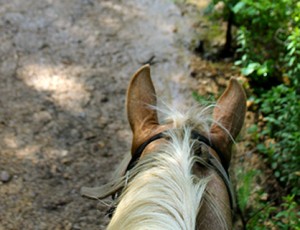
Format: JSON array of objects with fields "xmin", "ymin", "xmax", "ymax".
[
  {"xmin": 142, "ymin": 64, "xmax": 151, "ymax": 74},
  {"xmin": 229, "ymin": 78, "xmax": 246, "ymax": 94},
  {"xmin": 132, "ymin": 64, "xmax": 151, "ymax": 79},
  {"xmin": 229, "ymin": 77, "xmax": 239, "ymax": 85},
  {"xmin": 139, "ymin": 64, "xmax": 151, "ymax": 72}
]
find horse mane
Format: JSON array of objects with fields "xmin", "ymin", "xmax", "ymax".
[
  {"xmin": 108, "ymin": 104, "xmax": 231, "ymax": 229},
  {"xmin": 81, "ymin": 105, "xmax": 229, "ymax": 230}
]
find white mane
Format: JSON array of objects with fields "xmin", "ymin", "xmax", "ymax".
[
  {"xmin": 107, "ymin": 106, "xmax": 222, "ymax": 230},
  {"xmin": 108, "ymin": 128, "xmax": 208, "ymax": 230}
]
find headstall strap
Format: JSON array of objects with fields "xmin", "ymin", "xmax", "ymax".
[
  {"xmin": 127, "ymin": 130, "xmax": 228, "ymax": 173},
  {"xmin": 190, "ymin": 130, "xmax": 229, "ymax": 172},
  {"xmin": 121, "ymin": 129, "xmax": 235, "ymax": 211},
  {"xmin": 126, "ymin": 132, "xmax": 164, "ymax": 171}
]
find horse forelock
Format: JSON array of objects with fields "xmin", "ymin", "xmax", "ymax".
[{"xmin": 107, "ymin": 105, "xmax": 228, "ymax": 230}]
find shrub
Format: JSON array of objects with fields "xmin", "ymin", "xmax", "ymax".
[
  {"xmin": 256, "ymin": 85, "xmax": 300, "ymax": 197},
  {"xmin": 210, "ymin": 0, "xmax": 300, "ymax": 86},
  {"xmin": 247, "ymin": 195, "xmax": 300, "ymax": 230},
  {"xmin": 206, "ymin": 0, "xmax": 300, "ymax": 228},
  {"xmin": 208, "ymin": 0, "xmax": 300, "ymax": 196}
]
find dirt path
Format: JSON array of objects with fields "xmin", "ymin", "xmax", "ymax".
[{"xmin": 0, "ymin": 1, "xmax": 211, "ymax": 229}]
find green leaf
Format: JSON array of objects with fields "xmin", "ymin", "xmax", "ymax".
[
  {"xmin": 242, "ymin": 63, "xmax": 260, "ymax": 76},
  {"xmin": 232, "ymin": 2, "xmax": 246, "ymax": 13}
]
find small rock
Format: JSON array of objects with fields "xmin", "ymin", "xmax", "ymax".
[
  {"xmin": 98, "ymin": 141, "xmax": 105, "ymax": 148},
  {"xmin": 1, "ymin": 170, "xmax": 11, "ymax": 182},
  {"xmin": 62, "ymin": 220, "xmax": 72, "ymax": 230},
  {"xmin": 61, "ymin": 157, "xmax": 72, "ymax": 165},
  {"xmin": 33, "ymin": 111, "xmax": 52, "ymax": 124}
]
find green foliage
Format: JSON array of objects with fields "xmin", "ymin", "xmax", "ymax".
[
  {"xmin": 235, "ymin": 168, "xmax": 300, "ymax": 229},
  {"xmin": 210, "ymin": 0, "xmax": 300, "ymax": 85},
  {"xmin": 209, "ymin": 0, "xmax": 300, "ymax": 189},
  {"xmin": 275, "ymin": 195, "xmax": 300, "ymax": 229},
  {"xmin": 255, "ymin": 85, "xmax": 300, "ymax": 196},
  {"xmin": 284, "ymin": 25, "xmax": 300, "ymax": 85},
  {"xmin": 236, "ymin": 168, "xmax": 258, "ymax": 212},
  {"xmin": 191, "ymin": 91, "xmax": 216, "ymax": 106},
  {"xmin": 233, "ymin": 1, "xmax": 287, "ymax": 83},
  {"xmin": 207, "ymin": 0, "xmax": 300, "ymax": 228},
  {"xmin": 247, "ymin": 195, "xmax": 300, "ymax": 230}
]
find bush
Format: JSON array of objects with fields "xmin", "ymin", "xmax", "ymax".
[
  {"xmin": 210, "ymin": 0, "xmax": 300, "ymax": 86},
  {"xmin": 235, "ymin": 167, "xmax": 300, "ymax": 229},
  {"xmin": 256, "ymin": 85, "xmax": 300, "ymax": 196},
  {"xmin": 209, "ymin": 0, "xmax": 300, "ymax": 194},
  {"xmin": 206, "ymin": 0, "xmax": 300, "ymax": 228},
  {"xmin": 247, "ymin": 195, "xmax": 300, "ymax": 230}
]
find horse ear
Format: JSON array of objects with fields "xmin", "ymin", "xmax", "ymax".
[
  {"xmin": 210, "ymin": 78, "xmax": 246, "ymax": 168},
  {"xmin": 126, "ymin": 65, "xmax": 159, "ymax": 153}
]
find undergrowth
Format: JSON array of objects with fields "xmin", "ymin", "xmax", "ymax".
[{"xmin": 191, "ymin": 0, "xmax": 300, "ymax": 228}]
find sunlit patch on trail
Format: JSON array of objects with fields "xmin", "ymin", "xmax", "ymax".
[{"xmin": 18, "ymin": 64, "xmax": 90, "ymax": 114}]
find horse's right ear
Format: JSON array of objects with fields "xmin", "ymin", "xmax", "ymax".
[
  {"xmin": 210, "ymin": 78, "xmax": 247, "ymax": 169},
  {"xmin": 126, "ymin": 65, "xmax": 159, "ymax": 154}
]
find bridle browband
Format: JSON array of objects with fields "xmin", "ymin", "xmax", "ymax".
[
  {"xmin": 81, "ymin": 128, "xmax": 236, "ymax": 217},
  {"xmin": 127, "ymin": 130, "xmax": 229, "ymax": 172},
  {"xmin": 124, "ymin": 129, "xmax": 236, "ymax": 211}
]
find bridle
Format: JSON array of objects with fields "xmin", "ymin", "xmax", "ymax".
[
  {"xmin": 99, "ymin": 130, "xmax": 236, "ymax": 217},
  {"xmin": 80, "ymin": 128, "xmax": 237, "ymax": 221},
  {"xmin": 125, "ymin": 129, "xmax": 236, "ymax": 210},
  {"xmin": 127, "ymin": 130, "xmax": 229, "ymax": 171}
]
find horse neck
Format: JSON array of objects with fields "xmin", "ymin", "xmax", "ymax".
[{"xmin": 196, "ymin": 168, "xmax": 232, "ymax": 230}]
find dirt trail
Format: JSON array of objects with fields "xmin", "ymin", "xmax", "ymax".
[{"xmin": 0, "ymin": 0, "xmax": 211, "ymax": 229}]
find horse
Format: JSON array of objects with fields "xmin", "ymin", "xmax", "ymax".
[{"xmin": 81, "ymin": 64, "xmax": 246, "ymax": 229}]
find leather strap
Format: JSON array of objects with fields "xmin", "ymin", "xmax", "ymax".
[
  {"xmin": 81, "ymin": 129, "xmax": 236, "ymax": 213},
  {"xmin": 126, "ymin": 132, "xmax": 164, "ymax": 171}
]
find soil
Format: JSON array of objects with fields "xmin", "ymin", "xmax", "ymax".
[{"xmin": 0, "ymin": 0, "xmax": 271, "ymax": 229}]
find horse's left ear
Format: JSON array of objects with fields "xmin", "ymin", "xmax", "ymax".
[
  {"xmin": 210, "ymin": 78, "xmax": 247, "ymax": 169},
  {"xmin": 126, "ymin": 65, "xmax": 160, "ymax": 154}
]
